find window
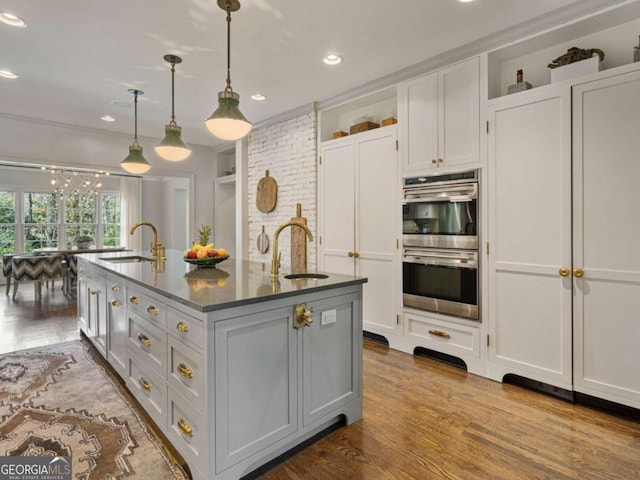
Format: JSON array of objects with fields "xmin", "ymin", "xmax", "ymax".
[
  {"xmin": 102, "ymin": 193, "xmax": 121, "ymax": 247},
  {"xmin": 23, "ymin": 191, "xmax": 59, "ymax": 252},
  {"xmin": 0, "ymin": 191, "xmax": 16, "ymax": 254},
  {"xmin": 64, "ymin": 193, "xmax": 96, "ymax": 248}
]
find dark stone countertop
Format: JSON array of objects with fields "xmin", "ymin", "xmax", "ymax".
[{"xmin": 77, "ymin": 249, "xmax": 367, "ymax": 313}]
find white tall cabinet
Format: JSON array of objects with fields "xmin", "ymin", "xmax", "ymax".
[
  {"xmin": 318, "ymin": 126, "xmax": 401, "ymax": 337},
  {"xmin": 487, "ymin": 66, "xmax": 640, "ymax": 409},
  {"xmin": 572, "ymin": 69, "xmax": 640, "ymax": 408}
]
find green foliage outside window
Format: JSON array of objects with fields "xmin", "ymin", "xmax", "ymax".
[{"xmin": 0, "ymin": 191, "xmax": 16, "ymax": 254}]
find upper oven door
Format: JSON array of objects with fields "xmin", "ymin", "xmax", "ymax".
[{"xmin": 402, "ymin": 182, "xmax": 478, "ymax": 250}]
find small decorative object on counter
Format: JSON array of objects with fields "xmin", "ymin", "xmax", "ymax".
[
  {"xmin": 332, "ymin": 130, "xmax": 348, "ymax": 139},
  {"xmin": 548, "ymin": 47, "xmax": 604, "ymax": 83},
  {"xmin": 634, "ymin": 35, "xmax": 640, "ymax": 63},
  {"xmin": 183, "ymin": 224, "xmax": 229, "ymax": 268},
  {"xmin": 507, "ymin": 69, "xmax": 533, "ymax": 95}
]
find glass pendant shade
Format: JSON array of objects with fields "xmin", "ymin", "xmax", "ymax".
[
  {"xmin": 121, "ymin": 143, "xmax": 151, "ymax": 174},
  {"xmin": 155, "ymin": 124, "xmax": 192, "ymax": 161},
  {"xmin": 205, "ymin": 90, "xmax": 252, "ymax": 141}
]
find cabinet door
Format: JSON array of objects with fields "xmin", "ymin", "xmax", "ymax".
[
  {"xmin": 319, "ymin": 140, "xmax": 356, "ymax": 276},
  {"xmin": 356, "ymin": 129, "xmax": 400, "ymax": 335},
  {"xmin": 438, "ymin": 57, "xmax": 480, "ymax": 168},
  {"xmin": 487, "ymin": 85, "xmax": 573, "ymax": 389},
  {"xmin": 88, "ymin": 278, "xmax": 107, "ymax": 356},
  {"xmin": 303, "ymin": 293, "xmax": 361, "ymax": 426},
  {"xmin": 106, "ymin": 275, "xmax": 127, "ymax": 378},
  {"xmin": 572, "ymin": 70, "xmax": 640, "ymax": 409},
  {"xmin": 214, "ymin": 307, "xmax": 298, "ymax": 473},
  {"xmin": 400, "ymin": 71, "xmax": 438, "ymax": 172}
]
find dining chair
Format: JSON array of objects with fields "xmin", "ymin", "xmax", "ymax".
[
  {"xmin": 11, "ymin": 254, "xmax": 65, "ymax": 301},
  {"xmin": 2, "ymin": 254, "xmax": 13, "ymax": 296}
]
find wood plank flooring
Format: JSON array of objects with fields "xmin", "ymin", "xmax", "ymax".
[{"xmin": 1, "ymin": 289, "xmax": 638, "ymax": 479}]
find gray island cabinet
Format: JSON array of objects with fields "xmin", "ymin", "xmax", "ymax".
[{"xmin": 76, "ymin": 250, "xmax": 366, "ymax": 480}]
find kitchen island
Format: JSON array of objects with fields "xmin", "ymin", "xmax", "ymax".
[{"xmin": 76, "ymin": 250, "xmax": 366, "ymax": 480}]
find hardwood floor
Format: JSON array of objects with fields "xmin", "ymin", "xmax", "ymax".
[
  {"xmin": 0, "ymin": 280, "xmax": 79, "ymax": 353},
  {"xmin": 1, "ymin": 290, "xmax": 638, "ymax": 479}
]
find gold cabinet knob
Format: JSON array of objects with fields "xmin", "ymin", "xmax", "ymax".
[
  {"xmin": 353, "ymin": 251, "xmax": 360, "ymax": 258},
  {"xmin": 347, "ymin": 251, "xmax": 354, "ymax": 257},
  {"xmin": 138, "ymin": 377, "xmax": 152, "ymax": 391},
  {"xmin": 129, "ymin": 296, "xmax": 140, "ymax": 305},
  {"xmin": 176, "ymin": 322, "xmax": 189, "ymax": 333},
  {"xmin": 294, "ymin": 303, "xmax": 313, "ymax": 328},
  {"xmin": 111, "ymin": 285, "xmax": 120, "ymax": 291},
  {"xmin": 111, "ymin": 300, "xmax": 121, "ymax": 307},
  {"xmin": 178, "ymin": 363, "xmax": 193, "ymax": 379},
  {"xmin": 137, "ymin": 333, "xmax": 151, "ymax": 347},
  {"xmin": 437, "ymin": 158, "xmax": 444, "ymax": 163},
  {"xmin": 432, "ymin": 159, "xmax": 437, "ymax": 164},
  {"xmin": 178, "ymin": 418, "xmax": 193, "ymax": 437},
  {"xmin": 147, "ymin": 305, "xmax": 159, "ymax": 316},
  {"xmin": 428, "ymin": 329, "xmax": 451, "ymax": 339},
  {"xmin": 558, "ymin": 267, "xmax": 570, "ymax": 277},
  {"xmin": 573, "ymin": 268, "xmax": 584, "ymax": 278},
  {"xmin": 90, "ymin": 289, "xmax": 100, "ymax": 295}
]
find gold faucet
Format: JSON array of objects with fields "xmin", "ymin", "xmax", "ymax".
[
  {"xmin": 271, "ymin": 221, "xmax": 313, "ymax": 278},
  {"xmin": 130, "ymin": 221, "xmax": 166, "ymax": 260}
]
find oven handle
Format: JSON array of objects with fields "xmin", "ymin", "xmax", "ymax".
[
  {"xmin": 403, "ymin": 255, "xmax": 478, "ymax": 269},
  {"xmin": 403, "ymin": 183, "xmax": 477, "ymax": 203}
]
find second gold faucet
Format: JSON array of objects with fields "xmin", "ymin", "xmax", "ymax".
[{"xmin": 271, "ymin": 221, "xmax": 313, "ymax": 278}]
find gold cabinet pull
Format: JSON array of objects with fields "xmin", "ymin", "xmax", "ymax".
[
  {"xmin": 178, "ymin": 363, "xmax": 193, "ymax": 379},
  {"xmin": 294, "ymin": 303, "xmax": 313, "ymax": 329},
  {"xmin": 176, "ymin": 322, "xmax": 189, "ymax": 333},
  {"xmin": 347, "ymin": 251, "xmax": 354, "ymax": 257},
  {"xmin": 437, "ymin": 158, "xmax": 444, "ymax": 163},
  {"xmin": 178, "ymin": 418, "xmax": 193, "ymax": 437},
  {"xmin": 353, "ymin": 252, "xmax": 360, "ymax": 258},
  {"xmin": 432, "ymin": 159, "xmax": 437, "ymax": 164},
  {"xmin": 129, "ymin": 296, "xmax": 140, "ymax": 305},
  {"xmin": 111, "ymin": 285, "xmax": 120, "ymax": 291},
  {"xmin": 111, "ymin": 300, "xmax": 121, "ymax": 307},
  {"xmin": 138, "ymin": 376, "xmax": 152, "ymax": 391},
  {"xmin": 558, "ymin": 267, "xmax": 570, "ymax": 277},
  {"xmin": 90, "ymin": 289, "xmax": 100, "ymax": 295},
  {"xmin": 573, "ymin": 268, "xmax": 584, "ymax": 278},
  {"xmin": 428, "ymin": 329, "xmax": 451, "ymax": 339},
  {"xmin": 137, "ymin": 333, "xmax": 151, "ymax": 347},
  {"xmin": 147, "ymin": 305, "xmax": 159, "ymax": 316}
]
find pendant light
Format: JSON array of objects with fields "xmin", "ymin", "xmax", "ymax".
[
  {"xmin": 121, "ymin": 89, "xmax": 151, "ymax": 174},
  {"xmin": 205, "ymin": 0, "xmax": 252, "ymax": 141},
  {"xmin": 155, "ymin": 54, "xmax": 192, "ymax": 161}
]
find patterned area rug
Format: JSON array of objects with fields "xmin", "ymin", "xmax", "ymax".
[{"xmin": 0, "ymin": 340, "xmax": 188, "ymax": 479}]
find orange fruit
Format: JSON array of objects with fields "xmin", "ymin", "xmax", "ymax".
[
  {"xmin": 196, "ymin": 249, "xmax": 208, "ymax": 259},
  {"xmin": 217, "ymin": 248, "xmax": 227, "ymax": 257}
]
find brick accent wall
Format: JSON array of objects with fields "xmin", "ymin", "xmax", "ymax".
[{"xmin": 247, "ymin": 112, "xmax": 317, "ymax": 269}]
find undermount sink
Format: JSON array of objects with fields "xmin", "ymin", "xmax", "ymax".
[
  {"xmin": 99, "ymin": 255, "xmax": 154, "ymax": 264},
  {"xmin": 284, "ymin": 273, "xmax": 329, "ymax": 280}
]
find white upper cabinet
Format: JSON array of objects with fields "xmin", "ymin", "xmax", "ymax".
[{"xmin": 399, "ymin": 57, "xmax": 480, "ymax": 173}]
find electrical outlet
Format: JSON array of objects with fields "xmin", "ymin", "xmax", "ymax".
[{"xmin": 321, "ymin": 309, "xmax": 337, "ymax": 326}]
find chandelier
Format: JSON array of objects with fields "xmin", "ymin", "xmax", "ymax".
[{"xmin": 49, "ymin": 168, "xmax": 104, "ymax": 197}]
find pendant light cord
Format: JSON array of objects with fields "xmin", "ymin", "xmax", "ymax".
[
  {"xmin": 133, "ymin": 91, "xmax": 139, "ymax": 146},
  {"xmin": 170, "ymin": 58, "xmax": 176, "ymax": 125},
  {"xmin": 225, "ymin": 4, "xmax": 232, "ymax": 92}
]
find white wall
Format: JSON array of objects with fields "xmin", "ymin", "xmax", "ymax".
[{"xmin": 247, "ymin": 111, "xmax": 317, "ymax": 269}]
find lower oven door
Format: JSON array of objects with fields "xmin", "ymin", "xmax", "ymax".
[{"xmin": 402, "ymin": 249, "xmax": 478, "ymax": 320}]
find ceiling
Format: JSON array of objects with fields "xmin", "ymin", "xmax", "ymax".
[{"xmin": 0, "ymin": 0, "xmax": 616, "ymax": 149}]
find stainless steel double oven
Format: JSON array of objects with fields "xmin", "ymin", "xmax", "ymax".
[{"xmin": 402, "ymin": 170, "xmax": 479, "ymax": 320}]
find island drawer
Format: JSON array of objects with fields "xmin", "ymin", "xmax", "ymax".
[
  {"xmin": 168, "ymin": 336, "xmax": 205, "ymax": 411},
  {"xmin": 127, "ymin": 355, "xmax": 167, "ymax": 430},
  {"xmin": 127, "ymin": 287, "xmax": 166, "ymax": 327},
  {"xmin": 167, "ymin": 307, "xmax": 204, "ymax": 349},
  {"xmin": 127, "ymin": 312, "xmax": 166, "ymax": 376},
  {"xmin": 167, "ymin": 387, "xmax": 205, "ymax": 475}
]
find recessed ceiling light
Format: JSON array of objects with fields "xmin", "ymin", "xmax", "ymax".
[
  {"xmin": 458, "ymin": 0, "xmax": 475, "ymax": 3},
  {"xmin": 251, "ymin": 94, "xmax": 266, "ymax": 101},
  {"xmin": 101, "ymin": 115, "xmax": 116, "ymax": 122},
  {"xmin": 0, "ymin": 70, "xmax": 18, "ymax": 79},
  {"xmin": 323, "ymin": 54, "xmax": 342, "ymax": 66},
  {"xmin": 0, "ymin": 11, "xmax": 27, "ymax": 28}
]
